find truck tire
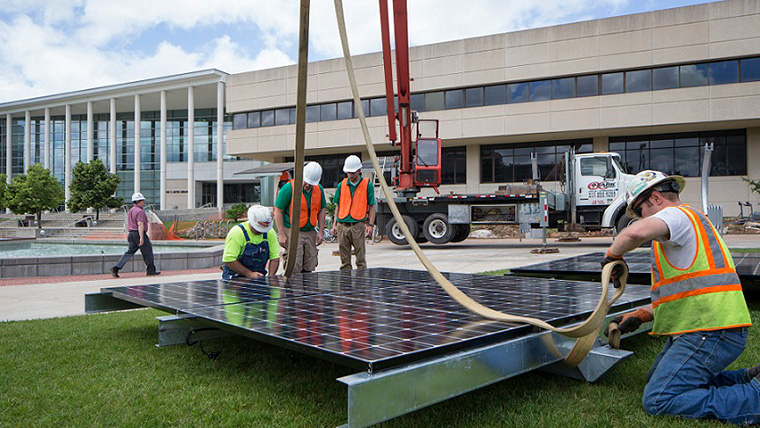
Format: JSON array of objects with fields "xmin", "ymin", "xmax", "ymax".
[
  {"xmin": 450, "ymin": 224, "xmax": 470, "ymax": 243},
  {"xmin": 386, "ymin": 215, "xmax": 419, "ymax": 246},
  {"xmin": 422, "ymin": 213, "xmax": 455, "ymax": 245},
  {"xmin": 615, "ymin": 213, "xmax": 634, "ymax": 235}
]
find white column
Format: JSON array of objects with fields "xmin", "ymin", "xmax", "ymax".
[
  {"xmin": 44, "ymin": 108, "xmax": 50, "ymax": 170},
  {"xmin": 134, "ymin": 95, "xmax": 141, "ymax": 194},
  {"xmin": 187, "ymin": 86, "xmax": 195, "ymax": 209},
  {"xmin": 160, "ymin": 90, "xmax": 167, "ymax": 210},
  {"xmin": 86, "ymin": 101, "xmax": 93, "ymax": 162},
  {"xmin": 216, "ymin": 81, "xmax": 224, "ymax": 212},
  {"xmin": 23, "ymin": 111, "xmax": 31, "ymax": 171},
  {"xmin": 65, "ymin": 105, "xmax": 72, "ymax": 206},
  {"xmin": 109, "ymin": 98, "xmax": 116, "ymax": 173},
  {"xmin": 5, "ymin": 113, "xmax": 11, "ymax": 184}
]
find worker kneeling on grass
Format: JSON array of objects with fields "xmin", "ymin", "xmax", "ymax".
[
  {"xmin": 222, "ymin": 205, "xmax": 280, "ymax": 279},
  {"xmin": 602, "ymin": 170, "xmax": 758, "ymax": 425}
]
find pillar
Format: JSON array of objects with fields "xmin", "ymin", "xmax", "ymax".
[
  {"xmin": 86, "ymin": 101, "xmax": 93, "ymax": 162},
  {"xmin": 160, "ymin": 90, "xmax": 167, "ymax": 211},
  {"xmin": 44, "ymin": 108, "xmax": 50, "ymax": 170},
  {"xmin": 109, "ymin": 98, "xmax": 116, "ymax": 174},
  {"xmin": 134, "ymin": 95, "xmax": 141, "ymax": 194},
  {"xmin": 187, "ymin": 86, "xmax": 195, "ymax": 209},
  {"xmin": 216, "ymin": 81, "xmax": 224, "ymax": 212},
  {"xmin": 5, "ymin": 113, "xmax": 11, "ymax": 184},
  {"xmin": 65, "ymin": 105, "xmax": 72, "ymax": 205},
  {"xmin": 24, "ymin": 110, "xmax": 30, "ymax": 171}
]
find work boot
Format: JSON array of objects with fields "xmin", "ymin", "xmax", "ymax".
[
  {"xmin": 147, "ymin": 271, "xmax": 161, "ymax": 276},
  {"xmin": 110, "ymin": 267, "xmax": 119, "ymax": 278},
  {"xmin": 747, "ymin": 363, "xmax": 760, "ymax": 380}
]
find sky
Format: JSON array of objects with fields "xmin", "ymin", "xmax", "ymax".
[{"xmin": 0, "ymin": 0, "xmax": 717, "ymax": 103}]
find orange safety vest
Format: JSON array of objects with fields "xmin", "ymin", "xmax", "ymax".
[
  {"xmin": 649, "ymin": 205, "xmax": 751, "ymax": 335},
  {"xmin": 337, "ymin": 178, "xmax": 369, "ymax": 221},
  {"xmin": 287, "ymin": 179, "xmax": 322, "ymax": 229}
]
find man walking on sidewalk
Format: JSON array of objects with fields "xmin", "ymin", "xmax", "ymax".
[
  {"xmin": 332, "ymin": 155, "xmax": 375, "ymax": 270},
  {"xmin": 111, "ymin": 192, "xmax": 160, "ymax": 278}
]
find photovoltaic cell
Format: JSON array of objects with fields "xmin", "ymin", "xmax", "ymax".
[
  {"xmin": 101, "ymin": 268, "xmax": 651, "ymax": 371},
  {"xmin": 511, "ymin": 252, "xmax": 760, "ymax": 284}
]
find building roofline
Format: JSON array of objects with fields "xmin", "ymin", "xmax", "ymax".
[{"xmin": 0, "ymin": 68, "xmax": 228, "ymax": 112}]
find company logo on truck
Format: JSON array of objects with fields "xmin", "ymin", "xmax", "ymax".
[{"xmin": 587, "ymin": 181, "xmax": 616, "ymax": 190}]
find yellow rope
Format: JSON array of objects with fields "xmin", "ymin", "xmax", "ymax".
[{"xmin": 331, "ymin": 0, "xmax": 628, "ymax": 366}]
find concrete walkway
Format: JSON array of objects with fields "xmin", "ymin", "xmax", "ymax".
[{"xmin": 1, "ymin": 234, "xmax": 756, "ymax": 322}]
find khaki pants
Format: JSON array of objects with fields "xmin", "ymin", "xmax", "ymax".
[
  {"xmin": 338, "ymin": 222, "xmax": 367, "ymax": 270},
  {"xmin": 282, "ymin": 228, "xmax": 318, "ymax": 273}
]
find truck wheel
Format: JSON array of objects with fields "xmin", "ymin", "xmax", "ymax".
[
  {"xmin": 450, "ymin": 224, "xmax": 470, "ymax": 243},
  {"xmin": 615, "ymin": 213, "xmax": 634, "ymax": 235},
  {"xmin": 386, "ymin": 215, "xmax": 418, "ymax": 246},
  {"xmin": 422, "ymin": 213, "xmax": 455, "ymax": 245}
]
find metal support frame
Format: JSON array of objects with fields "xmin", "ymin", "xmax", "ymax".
[
  {"xmin": 85, "ymin": 292, "xmax": 143, "ymax": 313},
  {"xmin": 156, "ymin": 314, "xmax": 232, "ymax": 347},
  {"xmin": 337, "ymin": 311, "xmax": 646, "ymax": 428}
]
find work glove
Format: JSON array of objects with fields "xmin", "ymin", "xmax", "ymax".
[
  {"xmin": 600, "ymin": 249, "xmax": 627, "ymax": 288},
  {"xmin": 747, "ymin": 363, "xmax": 760, "ymax": 380},
  {"xmin": 605, "ymin": 307, "xmax": 653, "ymax": 337}
]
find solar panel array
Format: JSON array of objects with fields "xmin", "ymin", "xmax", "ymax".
[
  {"xmin": 512, "ymin": 252, "xmax": 760, "ymax": 284},
  {"xmin": 102, "ymin": 268, "xmax": 650, "ymax": 371}
]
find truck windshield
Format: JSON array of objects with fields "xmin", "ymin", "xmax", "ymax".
[
  {"xmin": 416, "ymin": 139, "xmax": 439, "ymax": 167},
  {"xmin": 580, "ymin": 156, "xmax": 613, "ymax": 177}
]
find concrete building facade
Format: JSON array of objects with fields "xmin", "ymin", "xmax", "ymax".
[{"xmin": 226, "ymin": 0, "xmax": 760, "ymax": 216}]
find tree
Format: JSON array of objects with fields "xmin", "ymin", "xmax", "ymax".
[
  {"xmin": 225, "ymin": 202, "xmax": 248, "ymax": 220},
  {"xmin": 5, "ymin": 164, "xmax": 64, "ymax": 228},
  {"xmin": 68, "ymin": 159, "xmax": 123, "ymax": 221},
  {"xmin": 743, "ymin": 177, "xmax": 760, "ymax": 196},
  {"xmin": 0, "ymin": 174, "xmax": 6, "ymax": 211}
]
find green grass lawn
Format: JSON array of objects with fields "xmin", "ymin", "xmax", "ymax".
[{"xmin": 2, "ymin": 302, "xmax": 759, "ymax": 427}]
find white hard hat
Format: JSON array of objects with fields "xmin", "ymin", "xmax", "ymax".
[
  {"xmin": 343, "ymin": 155, "xmax": 363, "ymax": 173},
  {"xmin": 303, "ymin": 162, "xmax": 322, "ymax": 186},
  {"xmin": 131, "ymin": 192, "xmax": 146, "ymax": 202},
  {"xmin": 625, "ymin": 170, "xmax": 685, "ymax": 218},
  {"xmin": 247, "ymin": 205, "xmax": 274, "ymax": 233}
]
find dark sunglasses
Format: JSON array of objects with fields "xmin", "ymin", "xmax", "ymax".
[{"xmin": 632, "ymin": 190, "xmax": 654, "ymax": 217}]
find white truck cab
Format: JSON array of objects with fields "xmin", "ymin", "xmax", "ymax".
[{"xmin": 571, "ymin": 153, "xmax": 635, "ymax": 230}]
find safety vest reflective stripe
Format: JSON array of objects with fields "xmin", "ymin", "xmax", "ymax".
[
  {"xmin": 287, "ymin": 180, "xmax": 321, "ymax": 228},
  {"xmin": 650, "ymin": 205, "xmax": 750, "ymax": 335},
  {"xmin": 337, "ymin": 178, "xmax": 369, "ymax": 221}
]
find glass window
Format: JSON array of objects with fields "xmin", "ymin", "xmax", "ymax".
[
  {"xmin": 320, "ymin": 103, "xmax": 337, "ymax": 121},
  {"xmin": 680, "ymin": 63, "xmax": 708, "ymax": 88},
  {"xmin": 445, "ymin": 89, "xmax": 463, "ymax": 109},
  {"xmin": 337, "ymin": 101, "xmax": 353, "ymax": 120},
  {"xmin": 425, "ymin": 92, "xmax": 445, "ymax": 111},
  {"xmin": 626, "ymin": 69, "xmax": 651, "ymax": 93},
  {"xmin": 275, "ymin": 108, "xmax": 290, "ymax": 126},
  {"xmin": 576, "ymin": 75, "xmax": 599, "ymax": 97},
  {"xmin": 411, "ymin": 94, "xmax": 425, "ymax": 112},
  {"xmin": 370, "ymin": 98, "xmax": 387, "ymax": 117},
  {"xmin": 484, "ymin": 85, "xmax": 507, "ymax": 106},
  {"xmin": 507, "ymin": 82, "xmax": 528, "ymax": 103},
  {"xmin": 465, "ymin": 87, "xmax": 484, "ymax": 107},
  {"xmin": 232, "ymin": 113, "xmax": 247, "ymax": 130},
  {"xmin": 416, "ymin": 139, "xmax": 439, "ymax": 166},
  {"xmin": 247, "ymin": 112, "xmax": 260, "ymax": 128},
  {"xmin": 601, "ymin": 72, "xmax": 624, "ymax": 94},
  {"xmin": 441, "ymin": 146, "xmax": 466, "ymax": 184},
  {"xmin": 580, "ymin": 157, "xmax": 610, "ymax": 177},
  {"xmin": 529, "ymin": 80, "xmax": 551, "ymax": 102},
  {"xmin": 354, "ymin": 99, "xmax": 370, "ymax": 117},
  {"xmin": 674, "ymin": 146, "xmax": 700, "ymax": 177},
  {"xmin": 261, "ymin": 110, "xmax": 274, "ymax": 127},
  {"xmin": 306, "ymin": 105, "xmax": 320, "ymax": 123},
  {"xmin": 653, "ymin": 67, "xmax": 679, "ymax": 90},
  {"xmin": 708, "ymin": 60, "xmax": 738, "ymax": 85},
  {"xmin": 552, "ymin": 78, "xmax": 575, "ymax": 99},
  {"xmin": 289, "ymin": 107, "xmax": 296, "ymax": 124},
  {"xmin": 740, "ymin": 58, "xmax": 760, "ymax": 82}
]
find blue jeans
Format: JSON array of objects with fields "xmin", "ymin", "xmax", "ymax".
[{"xmin": 643, "ymin": 328, "xmax": 760, "ymax": 425}]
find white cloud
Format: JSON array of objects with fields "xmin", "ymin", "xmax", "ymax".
[{"xmin": 0, "ymin": 0, "xmax": 705, "ymax": 102}]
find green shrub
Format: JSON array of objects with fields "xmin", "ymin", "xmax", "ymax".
[{"xmin": 226, "ymin": 202, "xmax": 248, "ymax": 220}]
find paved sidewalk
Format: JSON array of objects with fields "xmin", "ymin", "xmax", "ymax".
[{"xmin": 0, "ymin": 234, "xmax": 755, "ymax": 322}]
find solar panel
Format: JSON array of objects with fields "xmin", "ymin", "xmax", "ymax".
[
  {"xmin": 100, "ymin": 268, "xmax": 651, "ymax": 372},
  {"xmin": 511, "ymin": 251, "xmax": 760, "ymax": 284}
]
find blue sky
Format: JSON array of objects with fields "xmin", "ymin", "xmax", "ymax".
[{"xmin": 0, "ymin": 0, "xmax": 716, "ymax": 102}]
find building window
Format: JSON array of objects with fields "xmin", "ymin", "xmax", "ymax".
[
  {"xmin": 609, "ymin": 129, "xmax": 746, "ymax": 177},
  {"xmin": 507, "ymin": 82, "xmax": 528, "ymax": 103},
  {"xmin": 320, "ymin": 103, "xmax": 337, "ymax": 121},
  {"xmin": 284, "ymin": 153, "xmax": 363, "ymax": 189},
  {"xmin": 445, "ymin": 89, "xmax": 463, "ymax": 109},
  {"xmin": 552, "ymin": 77, "xmax": 575, "ymax": 99},
  {"xmin": 247, "ymin": 112, "xmax": 260, "ymax": 128},
  {"xmin": 465, "ymin": 87, "xmax": 484, "ymax": 107},
  {"xmin": 576, "ymin": 75, "xmax": 598, "ymax": 97},
  {"xmin": 481, "ymin": 139, "xmax": 592, "ymax": 183},
  {"xmin": 625, "ymin": 69, "xmax": 651, "ymax": 93},
  {"xmin": 708, "ymin": 60, "xmax": 738, "ymax": 85},
  {"xmin": 261, "ymin": 110, "xmax": 275, "ymax": 127},
  {"xmin": 232, "ymin": 113, "xmax": 246, "ymax": 130},
  {"xmin": 441, "ymin": 146, "xmax": 466, "ymax": 184},
  {"xmin": 653, "ymin": 66, "xmax": 679, "ymax": 90},
  {"xmin": 306, "ymin": 105, "xmax": 320, "ymax": 123},
  {"xmin": 484, "ymin": 84, "xmax": 507, "ymax": 105},
  {"xmin": 740, "ymin": 58, "xmax": 760, "ymax": 82},
  {"xmin": 680, "ymin": 63, "xmax": 708, "ymax": 88},
  {"xmin": 337, "ymin": 101, "xmax": 353, "ymax": 120},
  {"xmin": 370, "ymin": 98, "xmax": 387, "ymax": 117},
  {"xmin": 529, "ymin": 80, "xmax": 551, "ymax": 102},
  {"xmin": 424, "ymin": 91, "xmax": 445, "ymax": 111},
  {"xmin": 410, "ymin": 94, "xmax": 425, "ymax": 112},
  {"xmin": 601, "ymin": 72, "xmax": 624, "ymax": 94},
  {"xmin": 275, "ymin": 108, "xmax": 291, "ymax": 126}
]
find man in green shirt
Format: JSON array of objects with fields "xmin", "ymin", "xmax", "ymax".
[
  {"xmin": 332, "ymin": 155, "xmax": 375, "ymax": 269},
  {"xmin": 274, "ymin": 162, "xmax": 327, "ymax": 273},
  {"xmin": 222, "ymin": 205, "xmax": 280, "ymax": 279}
]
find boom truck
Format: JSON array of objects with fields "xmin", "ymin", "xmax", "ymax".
[{"xmin": 373, "ymin": 0, "xmax": 636, "ymax": 245}]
